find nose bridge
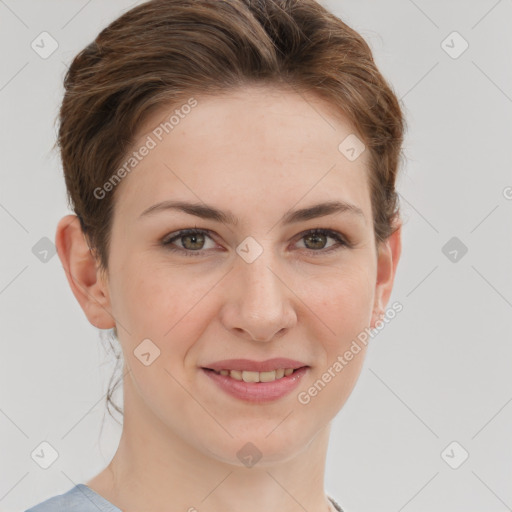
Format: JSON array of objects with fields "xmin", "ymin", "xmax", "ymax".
[
  {"xmin": 242, "ymin": 254, "xmax": 282, "ymax": 309},
  {"xmin": 222, "ymin": 239, "xmax": 296, "ymax": 341}
]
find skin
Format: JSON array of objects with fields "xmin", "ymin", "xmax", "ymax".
[{"xmin": 56, "ymin": 84, "xmax": 401, "ymax": 512}]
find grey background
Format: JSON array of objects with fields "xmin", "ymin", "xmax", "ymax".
[{"xmin": 1, "ymin": 1, "xmax": 511, "ymax": 511}]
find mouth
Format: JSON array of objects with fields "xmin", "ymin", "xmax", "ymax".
[
  {"xmin": 200, "ymin": 365, "xmax": 310, "ymax": 403},
  {"xmin": 199, "ymin": 358, "xmax": 310, "ymax": 402},
  {"xmin": 201, "ymin": 366, "xmax": 308, "ymax": 383}
]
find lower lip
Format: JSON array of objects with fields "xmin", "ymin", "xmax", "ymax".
[{"xmin": 201, "ymin": 367, "xmax": 309, "ymax": 403}]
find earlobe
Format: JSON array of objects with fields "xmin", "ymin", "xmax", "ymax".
[
  {"xmin": 370, "ymin": 223, "xmax": 402, "ymax": 329},
  {"xmin": 55, "ymin": 214, "xmax": 115, "ymax": 330}
]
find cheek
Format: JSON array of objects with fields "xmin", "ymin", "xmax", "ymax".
[
  {"xmin": 110, "ymin": 254, "xmax": 206, "ymax": 326},
  {"xmin": 296, "ymin": 268, "xmax": 372, "ymax": 415},
  {"xmin": 307, "ymin": 260, "xmax": 376, "ymax": 341},
  {"xmin": 109, "ymin": 258, "xmax": 222, "ymax": 371}
]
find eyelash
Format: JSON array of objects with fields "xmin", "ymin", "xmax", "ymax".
[{"xmin": 161, "ymin": 228, "xmax": 352, "ymax": 257}]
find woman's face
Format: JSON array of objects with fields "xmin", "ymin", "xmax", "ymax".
[{"xmin": 83, "ymin": 85, "xmax": 400, "ymax": 465}]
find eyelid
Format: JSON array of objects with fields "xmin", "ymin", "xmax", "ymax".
[
  {"xmin": 293, "ymin": 228, "xmax": 352, "ymax": 253},
  {"xmin": 161, "ymin": 228, "xmax": 219, "ymax": 252},
  {"xmin": 161, "ymin": 227, "xmax": 353, "ymax": 257}
]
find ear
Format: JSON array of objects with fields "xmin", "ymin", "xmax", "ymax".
[
  {"xmin": 370, "ymin": 221, "xmax": 402, "ymax": 329},
  {"xmin": 55, "ymin": 215, "xmax": 115, "ymax": 330}
]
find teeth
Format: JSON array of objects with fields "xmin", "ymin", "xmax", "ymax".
[
  {"xmin": 243, "ymin": 371, "xmax": 260, "ymax": 383},
  {"xmin": 230, "ymin": 370, "xmax": 243, "ymax": 381},
  {"xmin": 213, "ymin": 368, "xmax": 298, "ymax": 382}
]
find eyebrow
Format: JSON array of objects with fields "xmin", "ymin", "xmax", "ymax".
[{"xmin": 139, "ymin": 199, "xmax": 365, "ymax": 226}]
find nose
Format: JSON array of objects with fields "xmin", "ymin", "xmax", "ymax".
[{"xmin": 219, "ymin": 251, "xmax": 297, "ymax": 342}]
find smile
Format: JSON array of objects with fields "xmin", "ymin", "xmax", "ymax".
[
  {"xmin": 208, "ymin": 367, "xmax": 300, "ymax": 382},
  {"xmin": 201, "ymin": 366, "xmax": 309, "ymax": 403}
]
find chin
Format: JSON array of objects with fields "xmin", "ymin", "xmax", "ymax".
[{"xmin": 199, "ymin": 426, "xmax": 318, "ymax": 468}]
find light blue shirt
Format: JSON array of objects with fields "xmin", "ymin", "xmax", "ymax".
[
  {"xmin": 25, "ymin": 484, "xmax": 344, "ymax": 512},
  {"xmin": 25, "ymin": 484, "xmax": 121, "ymax": 512}
]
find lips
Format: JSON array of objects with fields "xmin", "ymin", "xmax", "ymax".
[
  {"xmin": 202, "ymin": 365, "xmax": 309, "ymax": 402},
  {"xmin": 201, "ymin": 358, "xmax": 309, "ymax": 373}
]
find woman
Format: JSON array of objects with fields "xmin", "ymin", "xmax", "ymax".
[{"xmin": 26, "ymin": 0, "xmax": 405, "ymax": 510}]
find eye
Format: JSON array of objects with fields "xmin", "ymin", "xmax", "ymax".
[
  {"xmin": 294, "ymin": 228, "xmax": 351, "ymax": 255},
  {"xmin": 161, "ymin": 227, "xmax": 352, "ymax": 257},
  {"xmin": 161, "ymin": 228, "xmax": 218, "ymax": 256}
]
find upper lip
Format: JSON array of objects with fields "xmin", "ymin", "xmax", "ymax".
[{"xmin": 202, "ymin": 358, "xmax": 309, "ymax": 373}]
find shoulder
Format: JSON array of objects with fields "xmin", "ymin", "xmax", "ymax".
[{"xmin": 24, "ymin": 484, "xmax": 113, "ymax": 512}]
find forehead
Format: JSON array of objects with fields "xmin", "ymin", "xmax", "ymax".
[
  {"xmin": 137, "ymin": 84, "xmax": 363, "ymax": 153},
  {"xmin": 113, "ymin": 85, "xmax": 371, "ymax": 223}
]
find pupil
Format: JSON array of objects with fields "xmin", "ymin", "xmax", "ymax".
[
  {"xmin": 184, "ymin": 233, "xmax": 204, "ymax": 249},
  {"xmin": 306, "ymin": 233, "xmax": 326, "ymax": 249}
]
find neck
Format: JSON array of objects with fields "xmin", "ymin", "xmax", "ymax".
[{"xmin": 88, "ymin": 370, "xmax": 336, "ymax": 512}]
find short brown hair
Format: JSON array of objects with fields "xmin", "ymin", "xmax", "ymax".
[{"xmin": 57, "ymin": 0, "xmax": 407, "ymax": 421}]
